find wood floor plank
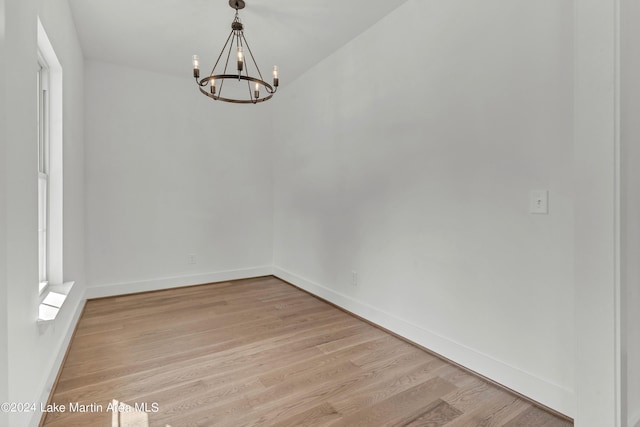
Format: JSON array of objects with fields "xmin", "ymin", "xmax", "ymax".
[
  {"xmin": 503, "ymin": 405, "xmax": 574, "ymax": 427},
  {"xmin": 269, "ymin": 402, "xmax": 341, "ymax": 427},
  {"xmin": 443, "ymin": 389, "xmax": 530, "ymax": 427},
  {"xmin": 258, "ymin": 328, "xmax": 386, "ymax": 387},
  {"xmin": 328, "ymin": 376, "xmax": 457, "ymax": 427},
  {"xmin": 401, "ymin": 399, "xmax": 463, "ymax": 426},
  {"xmin": 328, "ymin": 359, "xmax": 450, "ymax": 416},
  {"xmin": 42, "ymin": 276, "xmax": 572, "ymax": 427}
]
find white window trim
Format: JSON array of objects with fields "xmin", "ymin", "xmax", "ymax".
[
  {"xmin": 37, "ymin": 53, "xmax": 50, "ymax": 295},
  {"xmin": 37, "ymin": 18, "xmax": 73, "ymax": 322},
  {"xmin": 38, "ymin": 281, "xmax": 74, "ymax": 324},
  {"xmin": 38, "ymin": 172, "xmax": 48, "ymax": 295}
]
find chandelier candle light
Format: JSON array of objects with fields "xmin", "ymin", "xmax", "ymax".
[{"xmin": 192, "ymin": 0, "xmax": 279, "ymax": 104}]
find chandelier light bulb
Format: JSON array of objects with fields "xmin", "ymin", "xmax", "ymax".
[
  {"xmin": 237, "ymin": 47, "xmax": 244, "ymax": 72},
  {"xmin": 192, "ymin": 55, "xmax": 200, "ymax": 78},
  {"xmin": 210, "ymin": 78, "xmax": 216, "ymax": 94},
  {"xmin": 273, "ymin": 65, "xmax": 279, "ymax": 87},
  {"xmin": 254, "ymin": 82, "xmax": 260, "ymax": 99}
]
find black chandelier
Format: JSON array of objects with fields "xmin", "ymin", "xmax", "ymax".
[{"xmin": 192, "ymin": 0, "xmax": 278, "ymax": 104}]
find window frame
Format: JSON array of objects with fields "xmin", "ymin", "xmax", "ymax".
[{"xmin": 37, "ymin": 53, "xmax": 50, "ymax": 295}]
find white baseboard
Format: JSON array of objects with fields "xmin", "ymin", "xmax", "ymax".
[
  {"xmin": 84, "ymin": 266, "xmax": 274, "ymax": 299},
  {"xmin": 272, "ymin": 265, "xmax": 574, "ymax": 419},
  {"xmin": 30, "ymin": 284, "xmax": 86, "ymax": 427}
]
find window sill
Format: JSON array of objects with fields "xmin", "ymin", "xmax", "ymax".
[{"xmin": 38, "ymin": 281, "xmax": 74, "ymax": 324}]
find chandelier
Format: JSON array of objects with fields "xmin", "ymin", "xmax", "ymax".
[{"xmin": 192, "ymin": 0, "xmax": 279, "ymax": 104}]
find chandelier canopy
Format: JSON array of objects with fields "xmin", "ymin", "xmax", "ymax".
[{"xmin": 192, "ymin": 0, "xmax": 279, "ymax": 104}]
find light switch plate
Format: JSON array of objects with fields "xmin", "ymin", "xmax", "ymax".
[{"xmin": 529, "ymin": 190, "xmax": 549, "ymax": 214}]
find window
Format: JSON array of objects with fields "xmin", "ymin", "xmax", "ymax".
[
  {"xmin": 36, "ymin": 18, "xmax": 73, "ymax": 323},
  {"xmin": 37, "ymin": 53, "xmax": 49, "ymax": 294}
]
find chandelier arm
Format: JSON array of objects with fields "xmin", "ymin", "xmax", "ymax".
[
  {"xmin": 240, "ymin": 33, "xmax": 265, "ymax": 83},
  {"xmin": 240, "ymin": 38, "xmax": 257, "ymax": 103},
  {"xmin": 218, "ymin": 31, "xmax": 236, "ymax": 98},
  {"xmin": 209, "ymin": 29, "xmax": 235, "ymax": 76},
  {"xmin": 196, "ymin": 76, "xmax": 207, "ymax": 87}
]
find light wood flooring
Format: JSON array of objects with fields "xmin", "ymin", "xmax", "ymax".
[{"xmin": 42, "ymin": 276, "xmax": 573, "ymax": 427}]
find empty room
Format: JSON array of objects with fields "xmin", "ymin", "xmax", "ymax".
[{"xmin": 1, "ymin": 0, "xmax": 639, "ymax": 426}]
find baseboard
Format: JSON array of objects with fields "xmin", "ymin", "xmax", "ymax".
[
  {"xmin": 272, "ymin": 265, "xmax": 575, "ymax": 419},
  {"xmin": 84, "ymin": 266, "xmax": 274, "ymax": 299},
  {"xmin": 30, "ymin": 285, "xmax": 86, "ymax": 427}
]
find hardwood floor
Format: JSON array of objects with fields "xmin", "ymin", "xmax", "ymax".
[{"xmin": 42, "ymin": 276, "xmax": 572, "ymax": 427}]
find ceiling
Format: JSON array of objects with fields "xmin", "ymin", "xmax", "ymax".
[{"xmin": 68, "ymin": 0, "xmax": 410, "ymax": 83}]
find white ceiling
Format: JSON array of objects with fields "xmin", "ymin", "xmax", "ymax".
[{"xmin": 68, "ymin": 0, "xmax": 410, "ymax": 83}]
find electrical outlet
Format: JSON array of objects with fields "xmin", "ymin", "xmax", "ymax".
[
  {"xmin": 529, "ymin": 190, "xmax": 549, "ymax": 214},
  {"xmin": 187, "ymin": 253, "xmax": 197, "ymax": 265},
  {"xmin": 351, "ymin": 271, "xmax": 358, "ymax": 287}
]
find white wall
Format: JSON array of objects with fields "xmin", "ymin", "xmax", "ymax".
[
  {"xmin": 573, "ymin": 0, "xmax": 621, "ymax": 424},
  {"xmin": 622, "ymin": 0, "xmax": 640, "ymax": 424},
  {"xmin": 3, "ymin": 0, "xmax": 85, "ymax": 425},
  {"xmin": 273, "ymin": 0, "xmax": 575, "ymax": 416},
  {"xmin": 84, "ymin": 61, "xmax": 274, "ymax": 296},
  {"xmin": 0, "ymin": 0, "xmax": 9, "ymax": 425}
]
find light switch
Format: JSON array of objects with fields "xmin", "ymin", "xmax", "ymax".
[{"xmin": 529, "ymin": 190, "xmax": 549, "ymax": 214}]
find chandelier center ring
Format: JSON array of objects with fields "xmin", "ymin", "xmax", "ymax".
[{"xmin": 229, "ymin": 0, "xmax": 245, "ymax": 10}]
